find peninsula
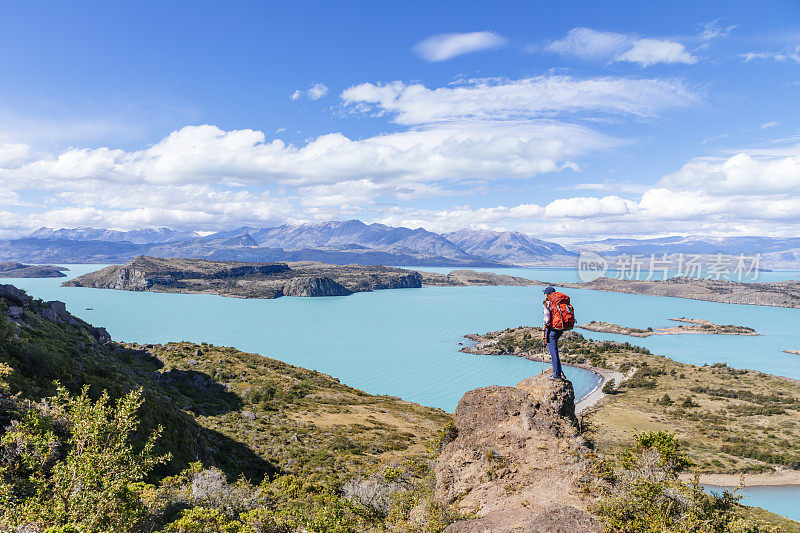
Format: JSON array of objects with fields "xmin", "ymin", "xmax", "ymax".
[
  {"xmin": 462, "ymin": 326, "xmax": 800, "ymax": 482},
  {"xmin": 578, "ymin": 317, "xmax": 758, "ymax": 337},
  {"xmin": 63, "ymin": 255, "xmax": 540, "ymax": 298},
  {"xmin": 558, "ymin": 276, "xmax": 800, "ymax": 308},
  {"xmin": 0, "ymin": 261, "xmax": 68, "ymax": 278}
]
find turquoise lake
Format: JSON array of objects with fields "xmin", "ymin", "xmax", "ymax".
[
  {"xmin": 6, "ymin": 265, "xmax": 800, "ymax": 521},
  {"xmin": 705, "ymin": 485, "xmax": 800, "ymax": 522}
]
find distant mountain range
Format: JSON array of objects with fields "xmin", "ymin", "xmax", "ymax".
[
  {"xmin": 2, "ymin": 223, "xmax": 797, "ymax": 268},
  {"xmin": 576, "ymin": 235, "xmax": 800, "ymax": 269},
  {"xmin": 30, "ymin": 227, "xmax": 200, "ymax": 244},
  {"xmin": 0, "ymin": 221, "xmax": 576, "ymax": 267}
]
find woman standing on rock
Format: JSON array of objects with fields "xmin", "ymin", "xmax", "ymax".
[{"xmin": 541, "ymin": 286, "xmax": 575, "ymax": 380}]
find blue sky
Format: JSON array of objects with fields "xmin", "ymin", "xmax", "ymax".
[{"xmin": 1, "ymin": 1, "xmax": 799, "ymax": 241}]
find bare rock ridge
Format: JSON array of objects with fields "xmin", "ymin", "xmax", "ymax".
[{"xmin": 439, "ymin": 374, "xmax": 601, "ymax": 532}]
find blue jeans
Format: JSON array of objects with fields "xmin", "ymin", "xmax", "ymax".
[{"xmin": 546, "ymin": 328, "xmax": 563, "ymax": 379}]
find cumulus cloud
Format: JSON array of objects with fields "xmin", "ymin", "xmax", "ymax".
[
  {"xmin": 10, "ymin": 71, "xmax": 700, "ymax": 236},
  {"xmin": 290, "ymin": 82, "xmax": 329, "ymax": 101},
  {"xmin": 372, "ymin": 142, "xmax": 800, "ymax": 239},
  {"xmin": 661, "ymin": 146, "xmax": 800, "ymax": 194},
  {"xmin": 341, "ymin": 76, "xmax": 697, "ymax": 125},
  {"xmin": 0, "ymin": 143, "xmax": 31, "ymax": 166},
  {"xmin": 412, "ymin": 31, "xmax": 507, "ymax": 62},
  {"xmin": 544, "ymin": 27, "xmax": 698, "ymax": 66},
  {"xmin": 1, "ymin": 121, "xmax": 614, "ymax": 190}
]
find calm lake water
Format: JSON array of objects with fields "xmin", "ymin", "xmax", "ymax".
[
  {"xmin": 705, "ymin": 485, "xmax": 800, "ymax": 522},
  {"xmin": 8, "ymin": 265, "xmax": 602, "ymax": 412},
  {"xmin": 7, "ymin": 264, "xmax": 800, "ymax": 521}
]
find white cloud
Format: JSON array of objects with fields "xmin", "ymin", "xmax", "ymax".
[
  {"xmin": 1, "ymin": 121, "xmax": 612, "ymax": 189},
  {"xmin": 544, "ymin": 27, "xmax": 698, "ymax": 66},
  {"xmin": 0, "ymin": 143, "xmax": 30, "ymax": 167},
  {"xmin": 544, "ymin": 28, "xmax": 629, "ymax": 61},
  {"xmin": 290, "ymin": 83, "xmax": 329, "ymax": 101},
  {"xmin": 661, "ymin": 147, "xmax": 800, "ymax": 195},
  {"xmin": 341, "ymin": 76, "xmax": 697, "ymax": 125},
  {"xmin": 307, "ymin": 83, "xmax": 329, "ymax": 100},
  {"xmin": 740, "ymin": 46, "xmax": 800, "ymax": 64},
  {"xmin": 698, "ymin": 20, "xmax": 737, "ymax": 42},
  {"xmin": 372, "ymin": 142, "xmax": 800, "ymax": 239},
  {"xmin": 615, "ymin": 38, "xmax": 697, "ymax": 67},
  {"xmin": 412, "ymin": 31, "xmax": 507, "ymax": 62},
  {"xmin": 761, "ymin": 121, "xmax": 778, "ymax": 130}
]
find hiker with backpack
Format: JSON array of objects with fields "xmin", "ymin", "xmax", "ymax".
[{"xmin": 541, "ymin": 286, "xmax": 575, "ymax": 380}]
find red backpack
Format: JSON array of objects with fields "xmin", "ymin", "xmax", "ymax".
[{"xmin": 546, "ymin": 292, "xmax": 575, "ymax": 331}]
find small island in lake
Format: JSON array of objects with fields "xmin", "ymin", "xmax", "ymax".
[
  {"xmin": 0, "ymin": 261, "xmax": 69, "ymax": 278},
  {"xmin": 578, "ymin": 317, "xmax": 758, "ymax": 337},
  {"xmin": 64, "ymin": 255, "xmax": 540, "ymax": 299}
]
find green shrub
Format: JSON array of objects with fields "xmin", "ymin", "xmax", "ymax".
[
  {"xmin": 0, "ymin": 385, "xmax": 169, "ymax": 532},
  {"xmin": 594, "ymin": 431, "xmax": 770, "ymax": 532}
]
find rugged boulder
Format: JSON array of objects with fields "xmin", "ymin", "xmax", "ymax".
[
  {"xmin": 0, "ymin": 284, "xmax": 30, "ymax": 307},
  {"xmin": 515, "ymin": 374, "xmax": 577, "ymax": 425},
  {"xmin": 434, "ymin": 376, "xmax": 595, "ymax": 531}
]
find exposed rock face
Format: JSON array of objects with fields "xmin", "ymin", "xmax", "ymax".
[
  {"xmin": 434, "ymin": 377, "xmax": 597, "ymax": 532},
  {"xmin": 515, "ymin": 374, "xmax": 577, "ymax": 425},
  {"xmin": 282, "ymin": 276, "xmax": 352, "ymax": 297},
  {"xmin": 0, "ymin": 284, "xmax": 30, "ymax": 307},
  {"xmin": 90, "ymin": 326, "xmax": 112, "ymax": 344}
]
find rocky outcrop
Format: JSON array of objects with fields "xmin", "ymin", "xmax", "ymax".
[
  {"xmin": 434, "ymin": 376, "xmax": 597, "ymax": 531},
  {"xmin": 370, "ymin": 272, "xmax": 423, "ymax": 290},
  {"xmin": 0, "ymin": 284, "xmax": 30, "ymax": 307},
  {"xmin": 281, "ymin": 277, "xmax": 352, "ymax": 297},
  {"xmin": 515, "ymin": 374, "xmax": 577, "ymax": 425}
]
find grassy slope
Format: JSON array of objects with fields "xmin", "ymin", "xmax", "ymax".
[
  {"xmin": 0, "ymin": 293, "xmax": 450, "ymax": 486},
  {"xmin": 136, "ymin": 341, "xmax": 451, "ymax": 480}
]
